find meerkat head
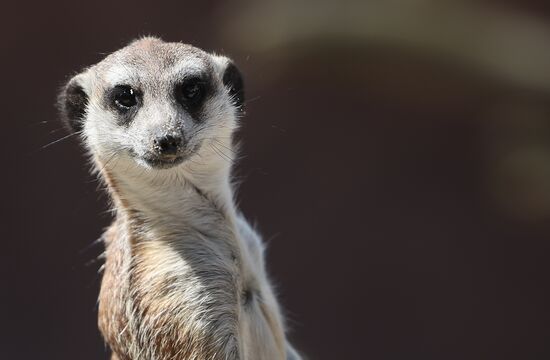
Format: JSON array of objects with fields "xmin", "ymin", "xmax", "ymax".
[{"xmin": 58, "ymin": 37, "xmax": 244, "ymax": 172}]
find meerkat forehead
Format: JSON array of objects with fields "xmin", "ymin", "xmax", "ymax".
[{"xmin": 92, "ymin": 37, "xmax": 217, "ymax": 90}]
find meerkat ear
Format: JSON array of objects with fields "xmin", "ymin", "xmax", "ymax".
[
  {"xmin": 212, "ymin": 55, "xmax": 245, "ymax": 110},
  {"xmin": 57, "ymin": 72, "xmax": 90, "ymax": 133}
]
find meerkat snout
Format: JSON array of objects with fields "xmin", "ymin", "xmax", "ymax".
[{"xmin": 153, "ymin": 133, "xmax": 182, "ymax": 155}]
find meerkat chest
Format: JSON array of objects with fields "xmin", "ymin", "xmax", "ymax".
[{"xmin": 99, "ymin": 225, "xmax": 244, "ymax": 360}]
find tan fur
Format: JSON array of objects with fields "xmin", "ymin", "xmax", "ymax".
[{"xmin": 97, "ymin": 174, "xmax": 290, "ymax": 359}]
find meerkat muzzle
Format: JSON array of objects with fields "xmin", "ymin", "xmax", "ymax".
[{"xmin": 153, "ymin": 134, "xmax": 183, "ymax": 157}]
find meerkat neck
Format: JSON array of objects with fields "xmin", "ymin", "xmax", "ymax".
[{"xmin": 99, "ymin": 151, "xmax": 238, "ymax": 232}]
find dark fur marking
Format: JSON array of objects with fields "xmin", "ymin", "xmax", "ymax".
[
  {"xmin": 222, "ymin": 62, "xmax": 244, "ymax": 110},
  {"xmin": 104, "ymin": 85, "xmax": 143, "ymax": 126},
  {"xmin": 242, "ymin": 288, "xmax": 254, "ymax": 307},
  {"xmin": 174, "ymin": 72, "xmax": 214, "ymax": 123},
  {"xmin": 57, "ymin": 80, "xmax": 88, "ymax": 133}
]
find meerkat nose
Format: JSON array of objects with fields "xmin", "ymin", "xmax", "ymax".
[{"xmin": 153, "ymin": 134, "xmax": 182, "ymax": 156}]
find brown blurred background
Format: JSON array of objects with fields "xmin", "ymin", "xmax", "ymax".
[{"xmin": 2, "ymin": 0, "xmax": 550, "ymax": 359}]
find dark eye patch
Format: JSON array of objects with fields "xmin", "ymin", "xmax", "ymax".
[
  {"xmin": 112, "ymin": 85, "xmax": 139, "ymax": 110},
  {"xmin": 175, "ymin": 75, "xmax": 211, "ymax": 118},
  {"xmin": 179, "ymin": 78, "xmax": 204, "ymax": 103},
  {"xmin": 106, "ymin": 85, "xmax": 142, "ymax": 125}
]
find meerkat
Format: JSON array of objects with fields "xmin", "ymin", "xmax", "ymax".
[{"xmin": 57, "ymin": 37, "xmax": 302, "ymax": 360}]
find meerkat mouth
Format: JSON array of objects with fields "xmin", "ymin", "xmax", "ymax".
[
  {"xmin": 128, "ymin": 141, "xmax": 203, "ymax": 170},
  {"xmin": 141, "ymin": 155, "xmax": 186, "ymax": 169},
  {"xmin": 142, "ymin": 142, "xmax": 205, "ymax": 169}
]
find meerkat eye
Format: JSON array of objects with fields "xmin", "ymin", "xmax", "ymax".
[
  {"xmin": 112, "ymin": 85, "xmax": 138, "ymax": 110},
  {"xmin": 177, "ymin": 78, "xmax": 205, "ymax": 107}
]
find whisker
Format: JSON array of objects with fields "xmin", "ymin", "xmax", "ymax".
[
  {"xmin": 210, "ymin": 143, "xmax": 233, "ymax": 163},
  {"xmin": 212, "ymin": 138, "xmax": 234, "ymax": 153},
  {"xmin": 41, "ymin": 132, "xmax": 80, "ymax": 149},
  {"xmin": 187, "ymin": 157, "xmax": 205, "ymax": 167},
  {"xmin": 27, "ymin": 120, "xmax": 50, "ymax": 127},
  {"xmin": 244, "ymin": 95, "xmax": 262, "ymax": 105},
  {"xmin": 49, "ymin": 127, "xmax": 68, "ymax": 135},
  {"xmin": 96, "ymin": 152, "xmax": 119, "ymax": 174}
]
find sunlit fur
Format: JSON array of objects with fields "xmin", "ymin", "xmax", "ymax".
[{"xmin": 66, "ymin": 38, "xmax": 301, "ymax": 360}]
